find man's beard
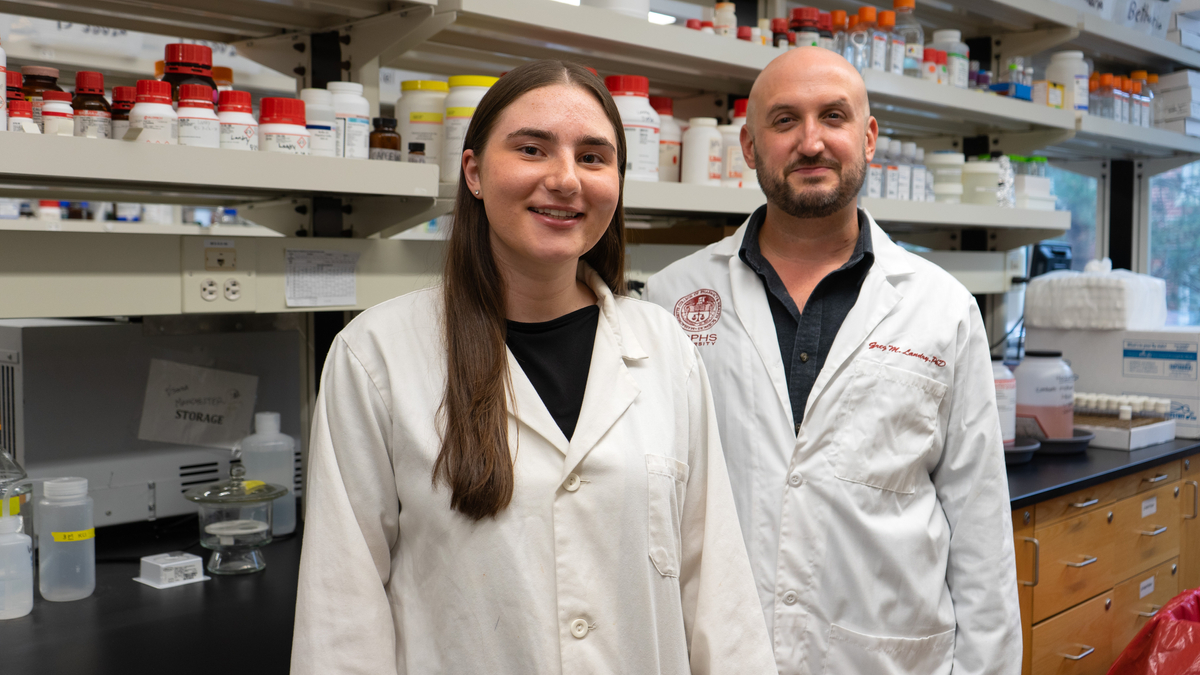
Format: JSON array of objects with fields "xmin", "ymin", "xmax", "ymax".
[{"xmin": 754, "ymin": 146, "xmax": 867, "ymax": 219}]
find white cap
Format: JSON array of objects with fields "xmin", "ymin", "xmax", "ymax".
[
  {"xmin": 1130, "ymin": 398, "xmax": 1145, "ymax": 413},
  {"xmin": 877, "ymin": 136, "xmax": 892, "ymax": 150},
  {"xmin": 299, "ymin": 88, "xmax": 333, "ymax": 106},
  {"xmin": 44, "ymin": 477, "xmax": 88, "ymax": 500},
  {"xmin": 902, "ymin": 141, "xmax": 917, "ymax": 161},
  {"xmin": 1119, "ymin": 405, "xmax": 1133, "ymax": 421},
  {"xmin": 689, "ymin": 117, "xmax": 718, "ymax": 127},
  {"xmin": 1155, "ymin": 399, "xmax": 1171, "ymax": 414},
  {"xmin": 1073, "ymin": 393, "xmax": 1083, "ymax": 407},
  {"xmin": 327, "ymin": 81, "xmax": 364, "ymax": 95},
  {"xmin": 255, "ymin": 412, "xmax": 281, "ymax": 436},
  {"xmin": 933, "ymin": 29, "xmax": 963, "ymax": 44},
  {"xmin": 717, "ymin": 124, "xmax": 736, "ymax": 132},
  {"xmin": 0, "ymin": 515, "xmax": 22, "ymax": 535},
  {"xmin": 915, "ymin": 147, "xmax": 925, "ymax": 162},
  {"xmin": 1051, "ymin": 50, "xmax": 1085, "ymax": 62}
]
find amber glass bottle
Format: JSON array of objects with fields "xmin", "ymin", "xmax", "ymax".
[{"xmin": 369, "ymin": 117, "xmax": 402, "ymax": 161}]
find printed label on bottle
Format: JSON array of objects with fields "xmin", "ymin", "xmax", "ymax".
[
  {"xmin": 724, "ymin": 144, "xmax": 745, "ymax": 180},
  {"xmin": 334, "ymin": 115, "xmax": 370, "ymax": 159},
  {"xmin": 112, "ymin": 119, "xmax": 131, "ymax": 141},
  {"xmin": 400, "ymin": 122, "xmax": 442, "ymax": 164},
  {"xmin": 890, "ymin": 41, "xmax": 905, "ymax": 75},
  {"xmin": 262, "ymin": 131, "xmax": 310, "ymax": 155},
  {"xmin": 369, "ymin": 147, "xmax": 402, "ymax": 161},
  {"xmin": 707, "ymin": 137, "xmax": 723, "ymax": 181},
  {"xmin": 1074, "ymin": 75, "xmax": 1089, "ymax": 112},
  {"xmin": 885, "ymin": 165, "xmax": 899, "ymax": 199},
  {"xmin": 409, "ymin": 111, "xmax": 443, "ymax": 124},
  {"xmin": 132, "ymin": 115, "xmax": 179, "ymax": 144},
  {"xmin": 179, "ymin": 117, "xmax": 220, "ymax": 148},
  {"xmin": 798, "ymin": 30, "xmax": 820, "ymax": 47},
  {"xmin": 871, "ymin": 34, "xmax": 888, "ymax": 70},
  {"xmin": 306, "ymin": 124, "xmax": 335, "ymax": 157},
  {"xmin": 867, "ymin": 164, "xmax": 883, "ymax": 198},
  {"xmin": 820, "ymin": 37, "xmax": 835, "ymax": 51},
  {"xmin": 0, "ymin": 66, "xmax": 5, "ymax": 115},
  {"xmin": 42, "ymin": 110, "xmax": 75, "ymax": 136},
  {"xmin": 906, "ymin": 43, "xmax": 923, "ymax": 59},
  {"xmin": 948, "ymin": 53, "xmax": 969, "ymax": 88},
  {"xmin": 659, "ymin": 140, "xmax": 681, "ymax": 182},
  {"xmin": 995, "ymin": 378, "xmax": 1016, "ymax": 446},
  {"xmin": 623, "ymin": 123, "xmax": 660, "ymax": 179},
  {"xmin": 31, "ymin": 96, "xmax": 44, "ymax": 131},
  {"xmin": 51, "ymin": 528, "xmax": 95, "ymax": 543},
  {"xmin": 1016, "ymin": 403, "xmax": 1073, "ymax": 440},
  {"xmin": 911, "ymin": 167, "xmax": 926, "ymax": 202},
  {"xmin": 220, "ymin": 122, "xmax": 258, "ymax": 151},
  {"xmin": 897, "ymin": 165, "xmax": 911, "ymax": 201},
  {"xmin": 72, "ymin": 110, "xmax": 113, "ymax": 139},
  {"xmin": 923, "ymin": 63, "xmax": 938, "ymax": 82},
  {"xmin": 443, "ymin": 116, "xmax": 474, "ymax": 181}
]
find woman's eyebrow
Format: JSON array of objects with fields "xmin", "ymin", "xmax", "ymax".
[
  {"xmin": 577, "ymin": 135, "xmax": 616, "ymax": 151},
  {"xmin": 506, "ymin": 127, "xmax": 615, "ymax": 152}
]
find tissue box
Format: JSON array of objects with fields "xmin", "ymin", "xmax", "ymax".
[
  {"xmin": 1025, "ymin": 269, "xmax": 1167, "ymax": 331},
  {"xmin": 1155, "ymin": 118, "xmax": 1200, "ymax": 135},
  {"xmin": 1026, "ymin": 328, "xmax": 1200, "ymax": 438},
  {"xmin": 133, "ymin": 552, "xmax": 208, "ymax": 589}
]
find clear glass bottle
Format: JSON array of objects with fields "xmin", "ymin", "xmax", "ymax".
[
  {"xmin": 1115, "ymin": 76, "xmax": 1130, "ymax": 124},
  {"xmin": 1098, "ymin": 74, "xmax": 1114, "ymax": 120},
  {"xmin": 831, "ymin": 10, "xmax": 848, "ymax": 55},
  {"xmin": 1133, "ymin": 70, "xmax": 1154, "ymax": 127},
  {"xmin": 893, "ymin": 0, "xmax": 924, "ymax": 78},
  {"xmin": 869, "ymin": 9, "xmax": 890, "ymax": 72},
  {"xmin": 37, "ymin": 477, "xmax": 94, "ymax": 602},
  {"xmin": 848, "ymin": 7, "xmax": 875, "ymax": 73},
  {"xmin": 878, "ymin": 11, "xmax": 904, "ymax": 76}
]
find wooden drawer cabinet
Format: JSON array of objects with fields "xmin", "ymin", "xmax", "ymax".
[
  {"xmin": 1035, "ymin": 462, "xmax": 1181, "ymax": 528},
  {"xmin": 1033, "ymin": 509, "xmax": 1115, "ymax": 623},
  {"xmin": 1110, "ymin": 558, "xmax": 1179, "ymax": 656},
  {"xmin": 1031, "ymin": 590, "xmax": 1113, "ymax": 675},
  {"xmin": 1111, "ymin": 481, "xmax": 1181, "ymax": 582},
  {"xmin": 1181, "ymin": 458, "xmax": 1200, "ymax": 591}
]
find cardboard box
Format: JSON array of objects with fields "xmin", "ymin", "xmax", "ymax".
[
  {"xmin": 1153, "ymin": 69, "xmax": 1200, "ymax": 92},
  {"xmin": 1155, "ymin": 118, "xmax": 1200, "ymax": 135},
  {"xmin": 1168, "ymin": 29, "xmax": 1200, "ymax": 49},
  {"xmin": 1157, "ymin": 99, "xmax": 1200, "ymax": 121},
  {"xmin": 1026, "ymin": 328, "xmax": 1200, "ymax": 438},
  {"xmin": 1155, "ymin": 86, "xmax": 1200, "ymax": 120},
  {"xmin": 1078, "ymin": 418, "xmax": 1176, "ymax": 450},
  {"xmin": 1173, "ymin": 12, "xmax": 1200, "ymax": 32}
]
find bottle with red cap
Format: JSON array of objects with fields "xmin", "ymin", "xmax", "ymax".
[
  {"xmin": 605, "ymin": 75, "xmax": 659, "ymax": 182},
  {"xmin": 731, "ymin": 98, "xmax": 755, "ymax": 189},
  {"xmin": 792, "ymin": 8, "xmax": 820, "ymax": 48},
  {"xmin": 648, "ymin": 96, "xmax": 681, "ymax": 182},
  {"xmin": 259, "ymin": 97, "xmax": 310, "ymax": 155},
  {"xmin": 5, "ymin": 70, "xmax": 21, "ymax": 104},
  {"xmin": 817, "ymin": 12, "xmax": 834, "ymax": 51},
  {"xmin": 218, "ymin": 90, "xmax": 258, "ymax": 151},
  {"xmin": 7, "ymin": 99, "xmax": 32, "ymax": 133},
  {"xmin": 72, "ymin": 71, "xmax": 112, "ymax": 139},
  {"xmin": 178, "ymin": 84, "xmax": 219, "ymax": 148},
  {"xmin": 129, "ymin": 79, "xmax": 178, "ymax": 145},
  {"xmin": 111, "ymin": 86, "xmax": 136, "ymax": 140},
  {"xmin": 771, "ymin": 18, "xmax": 790, "ymax": 49},
  {"xmin": 0, "ymin": 35, "xmax": 6, "ymax": 131},
  {"xmin": 922, "ymin": 49, "xmax": 939, "ymax": 83},
  {"xmin": 40, "ymin": 91, "xmax": 74, "ymax": 136},
  {"xmin": 736, "ymin": 26, "xmax": 752, "ymax": 42},
  {"xmin": 21, "ymin": 66, "xmax": 64, "ymax": 132},
  {"xmin": 162, "ymin": 43, "xmax": 218, "ymax": 106},
  {"xmin": 685, "ymin": 18, "xmax": 701, "ymax": 30}
]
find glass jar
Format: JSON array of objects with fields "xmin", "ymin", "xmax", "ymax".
[
  {"xmin": 21, "ymin": 65, "xmax": 64, "ymax": 132},
  {"xmin": 183, "ymin": 464, "xmax": 287, "ymax": 575},
  {"xmin": 369, "ymin": 116, "xmax": 402, "ymax": 161}
]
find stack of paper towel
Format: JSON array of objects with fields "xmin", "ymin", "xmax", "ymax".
[{"xmin": 1025, "ymin": 266, "xmax": 1167, "ymax": 330}]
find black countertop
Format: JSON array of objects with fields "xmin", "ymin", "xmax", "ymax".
[
  {"xmin": 1008, "ymin": 438, "xmax": 1200, "ymax": 509},
  {"xmin": 0, "ymin": 514, "xmax": 299, "ymax": 675}
]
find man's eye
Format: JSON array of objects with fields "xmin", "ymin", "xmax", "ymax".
[{"xmin": 776, "ymin": 116, "xmax": 794, "ymax": 125}]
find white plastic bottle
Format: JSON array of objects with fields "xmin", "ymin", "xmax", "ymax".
[
  {"xmin": 37, "ymin": 477, "xmax": 95, "ymax": 602},
  {"xmin": 897, "ymin": 141, "xmax": 915, "ymax": 201},
  {"xmin": 0, "ymin": 513, "xmax": 32, "ymax": 620},
  {"xmin": 1046, "ymin": 51, "xmax": 1089, "ymax": 114},
  {"xmin": 883, "ymin": 139, "xmax": 900, "ymax": 199},
  {"xmin": 930, "ymin": 30, "xmax": 969, "ymax": 88},
  {"xmin": 718, "ymin": 123, "xmax": 744, "ymax": 187},
  {"xmin": 327, "ymin": 81, "xmax": 370, "ymax": 159},
  {"xmin": 129, "ymin": 79, "xmax": 178, "ymax": 145},
  {"xmin": 441, "ymin": 76, "xmax": 499, "ymax": 184},
  {"xmin": 396, "ymin": 80, "xmax": 448, "ymax": 164},
  {"xmin": 40, "ymin": 91, "xmax": 74, "ymax": 137},
  {"xmin": 681, "ymin": 117, "xmax": 723, "ymax": 186},
  {"xmin": 911, "ymin": 147, "xmax": 927, "ymax": 202},
  {"xmin": 300, "ymin": 88, "xmax": 337, "ymax": 158},
  {"xmin": 867, "ymin": 136, "xmax": 888, "ymax": 198},
  {"xmin": 714, "ymin": 2, "xmax": 737, "ymax": 37},
  {"xmin": 259, "ymin": 97, "xmax": 310, "ymax": 155},
  {"xmin": 177, "ymin": 84, "xmax": 220, "ymax": 149},
  {"xmin": 993, "ymin": 357, "xmax": 1017, "ymax": 449},
  {"xmin": 7, "ymin": 100, "xmax": 32, "ymax": 133},
  {"xmin": 894, "ymin": 0, "xmax": 924, "ymax": 78},
  {"xmin": 1014, "ymin": 351, "xmax": 1075, "ymax": 440},
  {"xmin": 218, "ymin": 90, "xmax": 258, "ymax": 151},
  {"xmin": 605, "ymin": 75, "xmax": 659, "ymax": 183},
  {"xmin": 238, "ymin": 412, "xmax": 296, "ymax": 536},
  {"xmin": 650, "ymin": 96, "xmax": 681, "ymax": 182},
  {"xmin": 731, "ymin": 99, "xmax": 755, "ymax": 188}
]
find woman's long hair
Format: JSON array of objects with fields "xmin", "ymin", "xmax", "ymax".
[{"xmin": 435, "ymin": 60, "xmax": 627, "ymax": 520}]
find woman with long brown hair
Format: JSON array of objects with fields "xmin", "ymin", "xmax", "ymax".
[{"xmin": 291, "ymin": 60, "xmax": 774, "ymax": 674}]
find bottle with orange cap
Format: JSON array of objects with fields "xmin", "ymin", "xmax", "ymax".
[
  {"xmin": 831, "ymin": 10, "xmax": 849, "ymax": 55},
  {"xmin": 1115, "ymin": 76, "xmax": 1130, "ymax": 124},
  {"xmin": 1132, "ymin": 70, "xmax": 1153, "ymax": 127},
  {"xmin": 867, "ymin": 8, "xmax": 890, "ymax": 72},
  {"xmin": 878, "ymin": 11, "xmax": 904, "ymax": 75},
  {"xmin": 1097, "ymin": 74, "xmax": 1114, "ymax": 120},
  {"xmin": 893, "ymin": 0, "xmax": 924, "ymax": 77},
  {"xmin": 847, "ymin": 7, "xmax": 875, "ymax": 73}
]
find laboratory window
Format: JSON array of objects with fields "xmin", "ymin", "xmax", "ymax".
[{"xmin": 1150, "ymin": 160, "xmax": 1200, "ymax": 326}]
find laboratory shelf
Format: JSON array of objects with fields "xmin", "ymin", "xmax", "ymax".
[
  {"xmin": 0, "ymin": 220, "xmax": 285, "ymax": 237},
  {"xmin": 623, "ymin": 181, "xmax": 766, "ymax": 216},
  {"xmin": 1069, "ymin": 114, "xmax": 1200, "ymax": 158},
  {"xmin": 1075, "ymin": 13, "xmax": 1200, "ymax": 72},
  {"xmin": 861, "ymin": 197, "xmax": 1071, "ymax": 250}
]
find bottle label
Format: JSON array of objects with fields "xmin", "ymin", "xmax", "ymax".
[
  {"xmin": 1074, "ymin": 74, "xmax": 1089, "ymax": 112},
  {"xmin": 707, "ymin": 137, "xmax": 723, "ymax": 181},
  {"xmin": 132, "ymin": 115, "xmax": 179, "ymax": 144},
  {"xmin": 906, "ymin": 43, "xmax": 923, "ymax": 59},
  {"xmin": 890, "ymin": 41, "xmax": 905, "ymax": 76},
  {"xmin": 307, "ymin": 124, "xmax": 336, "ymax": 157},
  {"xmin": 443, "ymin": 113, "xmax": 475, "ymax": 181},
  {"xmin": 948, "ymin": 53, "xmax": 969, "ymax": 88},
  {"xmin": 724, "ymin": 144, "xmax": 745, "ymax": 180},
  {"xmin": 867, "ymin": 164, "xmax": 883, "ymax": 198},
  {"xmin": 871, "ymin": 34, "xmax": 888, "ymax": 70},
  {"xmin": 73, "ymin": 109, "xmax": 113, "ymax": 139},
  {"xmin": 42, "ymin": 110, "xmax": 74, "ymax": 137},
  {"xmin": 923, "ymin": 62, "xmax": 938, "ymax": 82},
  {"xmin": 659, "ymin": 139, "xmax": 681, "ymax": 182},
  {"xmin": 996, "ymin": 378, "xmax": 1017, "ymax": 446},
  {"xmin": 409, "ymin": 111, "xmax": 443, "ymax": 124},
  {"xmin": 179, "ymin": 116, "xmax": 220, "ymax": 148},
  {"xmin": 399, "ymin": 118, "xmax": 443, "ymax": 164},
  {"xmin": 335, "ymin": 114, "xmax": 370, "ymax": 159},
  {"xmin": 369, "ymin": 147, "xmax": 402, "ymax": 161},
  {"xmin": 885, "ymin": 165, "xmax": 899, "ymax": 199},
  {"xmin": 820, "ymin": 37, "xmax": 835, "ymax": 51},
  {"xmin": 113, "ymin": 119, "xmax": 131, "ymax": 141},
  {"xmin": 623, "ymin": 123, "xmax": 660, "ymax": 179},
  {"xmin": 220, "ymin": 122, "xmax": 259, "ymax": 151},
  {"xmin": 51, "ymin": 528, "xmax": 95, "ymax": 543},
  {"xmin": 798, "ymin": 30, "xmax": 820, "ymax": 47},
  {"xmin": 262, "ymin": 131, "xmax": 310, "ymax": 155},
  {"xmin": 31, "ymin": 96, "xmax": 44, "ymax": 131},
  {"xmin": 911, "ymin": 167, "xmax": 926, "ymax": 202},
  {"xmin": 897, "ymin": 165, "xmax": 912, "ymax": 201},
  {"xmin": 0, "ymin": 66, "xmax": 5, "ymax": 116}
]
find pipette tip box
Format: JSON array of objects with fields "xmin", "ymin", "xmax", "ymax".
[{"xmin": 133, "ymin": 552, "xmax": 209, "ymax": 589}]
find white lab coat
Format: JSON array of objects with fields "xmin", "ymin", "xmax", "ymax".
[
  {"xmin": 645, "ymin": 211, "xmax": 1022, "ymax": 675},
  {"xmin": 291, "ymin": 264, "xmax": 776, "ymax": 675}
]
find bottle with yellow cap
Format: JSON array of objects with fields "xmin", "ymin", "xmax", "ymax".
[
  {"xmin": 441, "ymin": 75, "xmax": 499, "ymax": 183},
  {"xmin": 397, "ymin": 80, "xmax": 449, "ymax": 164}
]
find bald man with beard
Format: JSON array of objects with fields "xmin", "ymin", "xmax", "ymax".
[{"xmin": 646, "ymin": 48, "xmax": 1022, "ymax": 675}]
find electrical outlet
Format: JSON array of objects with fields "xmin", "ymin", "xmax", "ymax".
[
  {"xmin": 182, "ymin": 237, "xmax": 257, "ymax": 313},
  {"xmin": 200, "ymin": 278, "xmax": 219, "ymax": 301},
  {"xmin": 224, "ymin": 279, "xmax": 242, "ymax": 301}
]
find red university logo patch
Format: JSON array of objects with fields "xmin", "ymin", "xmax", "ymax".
[{"xmin": 674, "ymin": 289, "xmax": 722, "ymax": 332}]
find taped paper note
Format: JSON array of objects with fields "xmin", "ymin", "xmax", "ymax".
[
  {"xmin": 285, "ymin": 249, "xmax": 360, "ymax": 307},
  {"xmin": 137, "ymin": 359, "xmax": 258, "ymax": 448}
]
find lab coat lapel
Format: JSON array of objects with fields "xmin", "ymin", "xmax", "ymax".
[{"xmin": 507, "ymin": 349, "xmax": 570, "ymax": 455}]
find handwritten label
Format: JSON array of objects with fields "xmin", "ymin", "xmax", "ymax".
[
  {"xmin": 51, "ymin": 528, "xmax": 95, "ymax": 543},
  {"xmin": 1142, "ymin": 496, "xmax": 1158, "ymax": 518},
  {"xmin": 137, "ymin": 359, "xmax": 258, "ymax": 448},
  {"xmin": 1140, "ymin": 575, "xmax": 1155, "ymax": 599},
  {"xmin": 867, "ymin": 341, "xmax": 947, "ymax": 368}
]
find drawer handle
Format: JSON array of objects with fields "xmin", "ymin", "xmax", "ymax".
[
  {"xmin": 1140, "ymin": 526, "xmax": 1169, "ymax": 537},
  {"xmin": 1187, "ymin": 481, "xmax": 1199, "ymax": 520},
  {"xmin": 1019, "ymin": 537, "xmax": 1039, "ymax": 587},
  {"xmin": 1138, "ymin": 605, "xmax": 1162, "ymax": 618},
  {"xmin": 1066, "ymin": 556, "xmax": 1098, "ymax": 568},
  {"xmin": 1144, "ymin": 473, "xmax": 1170, "ymax": 483},
  {"xmin": 1071, "ymin": 498, "xmax": 1100, "ymax": 508},
  {"xmin": 1061, "ymin": 645, "xmax": 1095, "ymax": 661}
]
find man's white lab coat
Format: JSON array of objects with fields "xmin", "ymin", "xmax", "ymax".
[
  {"xmin": 645, "ymin": 212, "xmax": 1022, "ymax": 675},
  {"xmin": 291, "ymin": 264, "xmax": 776, "ymax": 675}
]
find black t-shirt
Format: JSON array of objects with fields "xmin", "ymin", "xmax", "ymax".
[{"xmin": 506, "ymin": 305, "xmax": 600, "ymax": 441}]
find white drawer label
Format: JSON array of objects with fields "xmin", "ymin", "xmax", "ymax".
[
  {"xmin": 1142, "ymin": 496, "xmax": 1158, "ymax": 518},
  {"xmin": 1140, "ymin": 575, "xmax": 1155, "ymax": 599}
]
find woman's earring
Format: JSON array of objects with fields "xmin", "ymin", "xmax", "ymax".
[{"xmin": 475, "ymin": 190, "xmax": 480, "ymax": 196}]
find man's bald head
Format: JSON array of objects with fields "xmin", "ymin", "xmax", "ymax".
[{"xmin": 746, "ymin": 47, "xmax": 870, "ymax": 129}]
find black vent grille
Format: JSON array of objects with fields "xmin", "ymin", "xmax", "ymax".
[
  {"xmin": 179, "ymin": 461, "xmax": 221, "ymax": 493},
  {"xmin": 0, "ymin": 365, "xmax": 14, "ymax": 456}
]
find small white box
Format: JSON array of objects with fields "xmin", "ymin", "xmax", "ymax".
[
  {"xmin": 1155, "ymin": 118, "xmax": 1200, "ymax": 135},
  {"xmin": 1015, "ymin": 195, "xmax": 1058, "ymax": 211},
  {"xmin": 1015, "ymin": 175, "xmax": 1054, "ymax": 198},
  {"xmin": 1027, "ymin": 328, "xmax": 1200, "ymax": 438},
  {"xmin": 1173, "ymin": 12, "xmax": 1200, "ymax": 32},
  {"xmin": 133, "ymin": 551, "xmax": 209, "ymax": 589},
  {"xmin": 1154, "ymin": 69, "xmax": 1200, "ymax": 92},
  {"xmin": 1077, "ymin": 418, "xmax": 1176, "ymax": 450},
  {"xmin": 1167, "ymin": 29, "xmax": 1200, "ymax": 49},
  {"xmin": 1157, "ymin": 98, "xmax": 1200, "ymax": 121}
]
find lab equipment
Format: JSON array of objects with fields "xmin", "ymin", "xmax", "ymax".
[
  {"xmin": 0, "ymin": 503, "xmax": 32, "ymax": 619},
  {"xmin": 1013, "ymin": 351, "xmax": 1075, "ymax": 441},
  {"xmin": 239, "ymin": 412, "xmax": 297, "ymax": 536},
  {"xmin": 132, "ymin": 551, "xmax": 208, "ymax": 589},
  {"xmin": 185, "ymin": 463, "xmax": 287, "ymax": 575},
  {"xmin": 37, "ymin": 477, "xmax": 95, "ymax": 602}
]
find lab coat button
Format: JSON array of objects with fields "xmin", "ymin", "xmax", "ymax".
[
  {"xmin": 783, "ymin": 591, "xmax": 799, "ymax": 605},
  {"xmin": 564, "ymin": 473, "xmax": 581, "ymax": 492},
  {"xmin": 570, "ymin": 618, "xmax": 589, "ymax": 638},
  {"xmin": 788, "ymin": 472, "xmax": 803, "ymax": 487}
]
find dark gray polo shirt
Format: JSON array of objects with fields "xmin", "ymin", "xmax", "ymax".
[{"xmin": 738, "ymin": 206, "xmax": 875, "ymax": 433}]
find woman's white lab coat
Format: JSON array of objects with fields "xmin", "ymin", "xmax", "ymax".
[{"xmin": 290, "ymin": 264, "xmax": 776, "ymax": 675}]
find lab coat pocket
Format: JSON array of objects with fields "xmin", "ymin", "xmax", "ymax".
[
  {"xmin": 832, "ymin": 360, "xmax": 948, "ymax": 494},
  {"xmin": 822, "ymin": 624, "xmax": 955, "ymax": 675},
  {"xmin": 646, "ymin": 454, "xmax": 690, "ymax": 578}
]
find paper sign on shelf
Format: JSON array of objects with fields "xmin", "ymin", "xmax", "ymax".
[
  {"xmin": 285, "ymin": 249, "xmax": 360, "ymax": 307},
  {"xmin": 137, "ymin": 359, "xmax": 258, "ymax": 448}
]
